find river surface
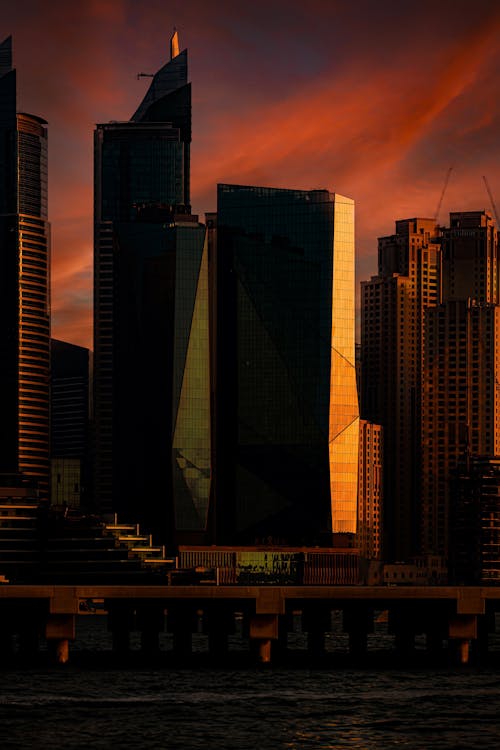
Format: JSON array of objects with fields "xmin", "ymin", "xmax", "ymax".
[{"xmin": 1, "ymin": 617, "xmax": 500, "ymax": 749}]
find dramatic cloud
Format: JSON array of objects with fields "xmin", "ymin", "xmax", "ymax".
[{"xmin": 5, "ymin": 0, "xmax": 500, "ymax": 347}]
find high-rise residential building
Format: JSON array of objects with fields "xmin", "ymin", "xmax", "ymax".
[
  {"xmin": 449, "ymin": 455, "xmax": 500, "ymax": 584},
  {"xmin": 357, "ymin": 420, "xmax": 383, "ymax": 560},
  {"xmin": 50, "ymin": 339, "xmax": 90, "ymax": 508},
  {"xmin": 93, "ymin": 33, "xmax": 211, "ymax": 544},
  {"xmin": 361, "ymin": 218, "xmax": 440, "ymax": 560},
  {"xmin": 214, "ymin": 184, "xmax": 358, "ymax": 545},
  {"xmin": 442, "ymin": 211, "xmax": 499, "ymax": 304},
  {"xmin": 0, "ymin": 37, "xmax": 50, "ymax": 498},
  {"xmin": 421, "ymin": 210, "xmax": 500, "ymax": 558}
]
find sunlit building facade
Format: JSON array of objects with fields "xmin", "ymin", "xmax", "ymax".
[
  {"xmin": 357, "ymin": 420, "xmax": 383, "ymax": 560},
  {"xmin": 93, "ymin": 33, "xmax": 211, "ymax": 543},
  {"xmin": 0, "ymin": 37, "xmax": 50, "ymax": 498},
  {"xmin": 214, "ymin": 185, "xmax": 358, "ymax": 544}
]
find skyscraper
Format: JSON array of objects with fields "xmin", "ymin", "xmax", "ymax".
[
  {"xmin": 0, "ymin": 37, "xmax": 50, "ymax": 498},
  {"xmin": 421, "ymin": 211, "xmax": 500, "ymax": 557},
  {"xmin": 361, "ymin": 218, "xmax": 440, "ymax": 560},
  {"xmin": 214, "ymin": 184, "xmax": 359, "ymax": 544},
  {"xmin": 93, "ymin": 33, "xmax": 211, "ymax": 543}
]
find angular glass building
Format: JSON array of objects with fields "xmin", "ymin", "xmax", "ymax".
[
  {"xmin": 0, "ymin": 37, "xmax": 50, "ymax": 498},
  {"xmin": 214, "ymin": 185, "xmax": 358, "ymax": 544},
  {"xmin": 93, "ymin": 33, "xmax": 211, "ymax": 543}
]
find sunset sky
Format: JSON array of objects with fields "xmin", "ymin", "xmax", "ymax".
[{"xmin": 5, "ymin": 0, "xmax": 500, "ymax": 348}]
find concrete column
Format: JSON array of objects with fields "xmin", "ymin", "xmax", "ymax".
[
  {"xmin": 458, "ymin": 639, "xmax": 470, "ymax": 665},
  {"xmin": 449, "ymin": 614, "xmax": 477, "ymax": 665},
  {"xmin": 45, "ymin": 614, "xmax": 75, "ymax": 665},
  {"xmin": 51, "ymin": 639, "xmax": 69, "ymax": 664},
  {"xmin": 249, "ymin": 614, "xmax": 279, "ymax": 665},
  {"xmin": 255, "ymin": 638, "xmax": 272, "ymax": 664}
]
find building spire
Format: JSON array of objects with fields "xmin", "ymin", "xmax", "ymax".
[{"xmin": 170, "ymin": 28, "xmax": 180, "ymax": 60}]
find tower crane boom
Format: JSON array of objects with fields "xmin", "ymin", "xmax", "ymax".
[
  {"xmin": 434, "ymin": 166, "xmax": 453, "ymax": 225},
  {"xmin": 482, "ymin": 175, "xmax": 500, "ymax": 226}
]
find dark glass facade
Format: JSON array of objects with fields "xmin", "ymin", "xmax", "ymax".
[
  {"xmin": 214, "ymin": 184, "xmax": 358, "ymax": 545},
  {"xmin": 0, "ymin": 37, "xmax": 50, "ymax": 498},
  {"xmin": 50, "ymin": 339, "xmax": 90, "ymax": 507},
  {"xmin": 94, "ymin": 35, "xmax": 210, "ymax": 543}
]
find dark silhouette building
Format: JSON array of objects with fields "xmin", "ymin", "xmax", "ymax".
[
  {"xmin": 214, "ymin": 184, "xmax": 359, "ymax": 545},
  {"xmin": 0, "ymin": 36, "xmax": 50, "ymax": 498},
  {"xmin": 450, "ymin": 455, "xmax": 500, "ymax": 584},
  {"xmin": 93, "ymin": 33, "xmax": 211, "ymax": 544},
  {"xmin": 50, "ymin": 339, "xmax": 91, "ymax": 508}
]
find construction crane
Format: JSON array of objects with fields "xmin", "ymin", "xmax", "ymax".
[
  {"xmin": 434, "ymin": 166, "xmax": 453, "ymax": 225},
  {"xmin": 482, "ymin": 175, "xmax": 500, "ymax": 226}
]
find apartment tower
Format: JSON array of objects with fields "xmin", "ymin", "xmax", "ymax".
[
  {"xmin": 361, "ymin": 218, "xmax": 440, "ymax": 560},
  {"xmin": 422, "ymin": 211, "xmax": 500, "ymax": 557},
  {"xmin": 0, "ymin": 37, "xmax": 50, "ymax": 498}
]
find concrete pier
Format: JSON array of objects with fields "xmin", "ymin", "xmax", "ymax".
[{"xmin": 0, "ymin": 584, "xmax": 499, "ymax": 666}]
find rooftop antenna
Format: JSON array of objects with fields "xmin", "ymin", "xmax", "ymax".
[
  {"xmin": 482, "ymin": 175, "xmax": 500, "ymax": 226},
  {"xmin": 137, "ymin": 72, "xmax": 154, "ymax": 80},
  {"xmin": 434, "ymin": 166, "xmax": 453, "ymax": 225}
]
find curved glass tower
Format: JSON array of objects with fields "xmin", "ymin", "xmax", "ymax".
[{"xmin": 0, "ymin": 37, "xmax": 50, "ymax": 497}]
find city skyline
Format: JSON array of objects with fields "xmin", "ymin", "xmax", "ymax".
[{"xmin": 5, "ymin": 0, "xmax": 500, "ymax": 348}]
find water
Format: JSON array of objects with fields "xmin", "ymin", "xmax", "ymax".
[{"xmin": 1, "ymin": 618, "xmax": 500, "ymax": 749}]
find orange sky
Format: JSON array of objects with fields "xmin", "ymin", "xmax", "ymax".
[{"xmin": 5, "ymin": 0, "xmax": 500, "ymax": 348}]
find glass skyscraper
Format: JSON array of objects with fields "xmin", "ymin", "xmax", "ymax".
[
  {"xmin": 93, "ymin": 33, "xmax": 211, "ymax": 543},
  {"xmin": 214, "ymin": 184, "xmax": 358, "ymax": 544},
  {"xmin": 0, "ymin": 36, "xmax": 50, "ymax": 498}
]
